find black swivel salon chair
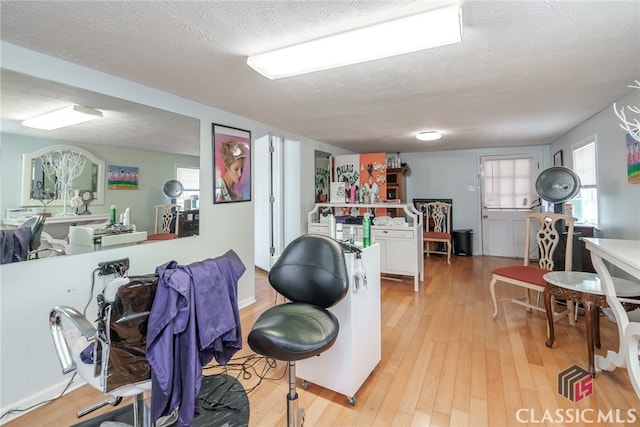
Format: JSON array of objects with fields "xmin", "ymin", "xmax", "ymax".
[
  {"xmin": 248, "ymin": 234, "xmax": 349, "ymax": 427},
  {"xmin": 20, "ymin": 214, "xmax": 65, "ymax": 259},
  {"xmin": 20, "ymin": 214, "xmax": 45, "ymax": 251}
]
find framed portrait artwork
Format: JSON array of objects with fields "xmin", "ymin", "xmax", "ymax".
[{"xmin": 213, "ymin": 124, "xmax": 252, "ymax": 203}]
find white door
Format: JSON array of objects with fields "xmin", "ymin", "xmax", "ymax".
[
  {"xmin": 480, "ymin": 154, "xmax": 540, "ymax": 257},
  {"xmin": 254, "ymin": 135, "xmax": 271, "ymax": 270},
  {"xmin": 254, "ymin": 135, "xmax": 284, "ymax": 271}
]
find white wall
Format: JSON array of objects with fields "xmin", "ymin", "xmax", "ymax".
[
  {"xmin": 403, "ymin": 145, "xmax": 551, "ymax": 254},
  {"xmin": 6, "ymin": 38, "xmax": 635, "ymax": 419},
  {"xmin": 402, "ymin": 88, "xmax": 640, "ymax": 255},
  {"xmin": 0, "ymin": 42, "xmax": 340, "ymax": 419},
  {"xmin": 0, "ymin": 42, "xmax": 249, "ymax": 418},
  {"xmin": 284, "ymin": 139, "xmax": 351, "ymax": 247},
  {"xmin": 551, "ymin": 89, "xmax": 640, "ymax": 240}
]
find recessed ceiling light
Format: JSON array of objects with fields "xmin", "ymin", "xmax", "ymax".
[
  {"xmin": 247, "ymin": 6, "xmax": 463, "ymax": 79},
  {"xmin": 22, "ymin": 105, "xmax": 103, "ymax": 130},
  {"xmin": 416, "ymin": 131, "xmax": 442, "ymax": 141}
]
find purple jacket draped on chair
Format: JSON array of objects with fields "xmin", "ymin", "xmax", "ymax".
[
  {"xmin": 146, "ymin": 250, "xmax": 246, "ymax": 427},
  {"xmin": 0, "ymin": 228, "xmax": 31, "ymax": 264}
]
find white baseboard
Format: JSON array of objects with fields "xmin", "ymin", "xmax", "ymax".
[
  {"xmin": 2, "ymin": 295, "xmax": 260, "ymax": 425},
  {"xmin": 237, "ymin": 295, "xmax": 256, "ymax": 310},
  {"xmin": 0, "ymin": 376, "xmax": 86, "ymax": 425}
]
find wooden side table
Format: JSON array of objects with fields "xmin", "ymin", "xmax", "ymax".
[{"xmin": 543, "ymin": 271, "xmax": 640, "ymax": 376}]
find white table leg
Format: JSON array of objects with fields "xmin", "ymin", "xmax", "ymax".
[
  {"xmin": 591, "ymin": 253, "xmax": 628, "ymax": 371},
  {"xmin": 624, "ymin": 321, "xmax": 640, "ymax": 398}
]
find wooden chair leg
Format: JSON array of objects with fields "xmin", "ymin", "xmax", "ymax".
[
  {"xmin": 568, "ymin": 300, "xmax": 576, "ymax": 327},
  {"xmin": 525, "ymin": 289, "xmax": 533, "ymax": 312},
  {"xmin": 490, "ymin": 277, "xmax": 499, "ymax": 318}
]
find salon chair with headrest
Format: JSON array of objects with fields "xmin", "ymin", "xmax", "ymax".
[
  {"xmin": 21, "ymin": 215, "xmax": 66, "ymax": 259},
  {"xmin": 0, "ymin": 215, "xmax": 65, "ymax": 263},
  {"xmin": 49, "ymin": 275, "xmax": 158, "ymax": 427},
  {"xmin": 20, "ymin": 214, "xmax": 45, "ymax": 251},
  {"xmin": 248, "ymin": 234, "xmax": 349, "ymax": 427}
]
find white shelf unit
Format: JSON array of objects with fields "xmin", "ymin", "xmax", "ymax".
[
  {"xmin": 307, "ymin": 203, "xmax": 424, "ymax": 292},
  {"xmin": 296, "ymin": 244, "xmax": 381, "ymax": 404}
]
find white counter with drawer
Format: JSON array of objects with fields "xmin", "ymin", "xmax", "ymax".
[
  {"xmin": 2, "ymin": 213, "xmax": 110, "ymax": 240},
  {"xmin": 296, "ymin": 244, "xmax": 381, "ymax": 404},
  {"xmin": 307, "ymin": 203, "xmax": 424, "ymax": 291}
]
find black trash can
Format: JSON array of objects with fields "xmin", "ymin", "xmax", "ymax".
[{"xmin": 452, "ymin": 229, "xmax": 473, "ymax": 256}]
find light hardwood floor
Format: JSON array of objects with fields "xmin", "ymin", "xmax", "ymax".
[{"xmin": 4, "ymin": 255, "xmax": 639, "ymax": 427}]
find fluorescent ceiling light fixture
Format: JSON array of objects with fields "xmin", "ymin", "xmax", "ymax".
[
  {"xmin": 416, "ymin": 131, "xmax": 442, "ymax": 141},
  {"xmin": 22, "ymin": 105, "xmax": 103, "ymax": 130},
  {"xmin": 247, "ymin": 5, "xmax": 462, "ymax": 79}
]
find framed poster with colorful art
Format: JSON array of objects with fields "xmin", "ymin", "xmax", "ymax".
[
  {"xmin": 627, "ymin": 132, "xmax": 640, "ymax": 183},
  {"xmin": 359, "ymin": 152, "xmax": 387, "ymax": 216},
  {"xmin": 315, "ymin": 151, "xmax": 330, "ymax": 203},
  {"xmin": 213, "ymin": 123, "xmax": 252, "ymax": 203},
  {"xmin": 107, "ymin": 165, "xmax": 139, "ymax": 190}
]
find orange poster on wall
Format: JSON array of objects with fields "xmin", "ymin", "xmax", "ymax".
[{"xmin": 359, "ymin": 152, "xmax": 387, "ymax": 216}]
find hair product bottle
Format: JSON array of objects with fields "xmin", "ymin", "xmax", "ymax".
[
  {"xmin": 362, "ymin": 213, "xmax": 371, "ymax": 248},
  {"xmin": 328, "ymin": 213, "xmax": 336, "ymax": 239}
]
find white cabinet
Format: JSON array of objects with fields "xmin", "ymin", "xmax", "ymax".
[
  {"xmin": 296, "ymin": 244, "xmax": 381, "ymax": 404},
  {"xmin": 307, "ymin": 203, "xmax": 423, "ymax": 291},
  {"xmin": 374, "ymin": 229, "xmax": 416, "ymax": 274}
]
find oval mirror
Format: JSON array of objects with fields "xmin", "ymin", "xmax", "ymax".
[{"xmin": 21, "ymin": 144, "xmax": 106, "ymax": 207}]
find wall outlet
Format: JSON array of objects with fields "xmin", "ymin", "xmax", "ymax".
[
  {"xmin": 468, "ymin": 185, "xmax": 476, "ymax": 192},
  {"xmin": 97, "ymin": 257, "xmax": 130, "ymax": 276}
]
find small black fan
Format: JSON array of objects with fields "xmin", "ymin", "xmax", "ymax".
[{"xmin": 535, "ymin": 166, "xmax": 581, "ymax": 213}]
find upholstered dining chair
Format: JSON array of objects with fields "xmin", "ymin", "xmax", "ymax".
[
  {"xmin": 490, "ymin": 212, "xmax": 576, "ymax": 326},
  {"xmin": 422, "ymin": 201, "xmax": 452, "ymax": 265},
  {"xmin": 248, "ymin": 234, "xmax": 349, "ymax": 427},
  {"xmin": 146, "ymin": 204, "xmax": 181, "ymax": 241}
]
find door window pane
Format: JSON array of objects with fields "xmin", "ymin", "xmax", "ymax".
[
  {"xmin": 482, "ymin": 157, "xmax": 535, "ymax": 209},
  {"xmin": 176, "ymin": 167, "xmax": 200, "ymax": 207}
]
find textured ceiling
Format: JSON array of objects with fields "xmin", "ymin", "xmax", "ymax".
[
  {"xmin": 0, "ymin": 69, "xmax": 200, "ymax": 156},
  {"xmin": 1, "ymin": 0, "xmax": 639, "ymax": 154}
]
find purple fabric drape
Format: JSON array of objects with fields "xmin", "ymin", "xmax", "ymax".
[
  {"xmin": 1, "ymin": 228, "xmax": 31, "ymax": 263},
  {"xmin": 146, "ymin": 250, "xmax": 245, "ymax": 427}
]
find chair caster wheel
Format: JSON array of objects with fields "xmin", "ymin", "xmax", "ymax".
[
  {"xmin": 302, "ymin": 380, "xmax": 308, "ymax": 390},
  {"xmin": 299, "ymin": 407, "xmax": 305, "ymax": 426},
  {"xmin": 348, "ymin": 396, "xmax": 357, "ymax": 406}
]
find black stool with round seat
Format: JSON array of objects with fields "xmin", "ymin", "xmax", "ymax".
[{"xmin": 248, "ymin": 234, "xmax": 349, "ymax": 427}]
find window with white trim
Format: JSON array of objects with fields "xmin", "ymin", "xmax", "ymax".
[
  {"xmin": 482, "ymin": 156, "xmax": 537, "ymax": 209},
  {"xmin": 571, "ymin": 136, "xmax": 598, "ymax": 225},
  {"xmin": 176, "ymin": 167, "xmax": 200, "ymax": 208}
]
